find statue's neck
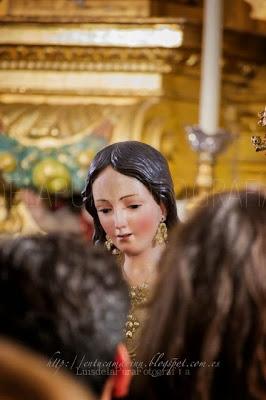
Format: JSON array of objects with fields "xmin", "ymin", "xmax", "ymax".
[{"xmin": 122, "ymin": 245, "xmax": 165, "ymax": 287}]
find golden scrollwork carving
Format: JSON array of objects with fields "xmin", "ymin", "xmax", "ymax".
[
  {"xmin": 0, "ymin": 44, "xmax": 260, "ymax": 83},
  {"xmin": 0, "ymin": 46, "xmax": 187, "ymax": 73},
  {"xmin": 0, "ymin": 102, "xmax": 147, "ymax": 147}
]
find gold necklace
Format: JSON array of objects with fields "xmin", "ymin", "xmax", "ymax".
[
  {"xmin": 125, "ymin": 283, "xmax": 149, "ymax": 337},
  {"xmin": 117, "ymin": 257, "xmax": 152, "ymax": 358},
  {"xmin": 125, "ymin": 282, "xmax": 150, "ymax": 359}
]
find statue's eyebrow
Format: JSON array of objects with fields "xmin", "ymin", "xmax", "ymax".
[{"xmin": 95, "ymin": 194, "xmax": 138, "ymax": 203}]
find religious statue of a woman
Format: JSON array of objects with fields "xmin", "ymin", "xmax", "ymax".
[{"xmin": 82, "ymin": 141, "xmax": 178, "ymax": 357}]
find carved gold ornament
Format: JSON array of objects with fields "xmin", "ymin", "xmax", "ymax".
[
  {"xmin": 76, "ymin": 149, "xmax": 95, "ymax": 169},
  {"xmin": 251, "ymin": 135, "xmax": 266, "ymax": 152},
  {"xmin": 251, "ymin": 107, "xmax": 266, "ymax": 154},
  {"xmin": 258, "ymin": 107, "xmax": 266, "ymax": 127},
  {"xmin": 0, "ymin": 152, "xmax": 17, "ymax": 173},
  {"xmin": 32, "ymin": 158, "xmax": 71, "ymax": 193},
  {"xmin": 244, "ymin": 0, "xmax": 266, "ymax": 20}
]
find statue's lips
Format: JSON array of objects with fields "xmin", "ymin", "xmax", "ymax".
[{"xmin": 117, "ymin": 233, "xmax": 132, "ymax": 240}]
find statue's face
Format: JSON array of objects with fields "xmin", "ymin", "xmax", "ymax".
[{"xmin": 92, "ymin": 166, "xmax": 165, "ymax": 256}]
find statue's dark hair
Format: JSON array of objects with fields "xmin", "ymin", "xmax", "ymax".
[
  {"xmin": 82, "ymin": 141, "xmax": 178, "ymax": 244},
  {"xmin": 131, "ymin": 189, "xmax": 266, "ymax": 400},
  {"xmin": 0, "ymin": 234, "xmax": 130, "ymax": 396}
]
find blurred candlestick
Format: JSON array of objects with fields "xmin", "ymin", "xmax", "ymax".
[{"xmin": 199, "ymin": 0, "xmax": 223, "ymax": 135}]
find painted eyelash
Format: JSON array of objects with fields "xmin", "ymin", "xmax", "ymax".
[{"xmin": 98, "ymin": 208, "xmax": 111, "ymax": 214}]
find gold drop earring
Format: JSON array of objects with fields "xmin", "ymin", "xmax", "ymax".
[
  {"xmin": 105, "ymin": 234, "xmax": 113, "ymax": 251},
  {"xmin": 105, "ymin": 234, "xmax": 120, "ymax": 255},
  {"xmin": 154, "ymin": 218, "xmax": 168, "ymax": 246}
]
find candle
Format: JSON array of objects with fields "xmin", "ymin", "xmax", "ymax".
[{"xmin": 199, "ymin": 0, "xmax": 223, "ymax": 135}]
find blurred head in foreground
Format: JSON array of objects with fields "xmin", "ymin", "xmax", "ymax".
[
  {"xmin": 0, "ymin": 337, "xmax": 96, "ymax": 400},
  {"xmin": 132, "ymin": 189, "xmax": 266, "ymax": 400},
  {"xmin": 0, "ymin": 233, "xmax": 131, "ymax": 400}
]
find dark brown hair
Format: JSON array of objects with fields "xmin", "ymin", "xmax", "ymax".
[
  {"xmin": 0, "ymin": 234, "xmax": 130, "ymax": 396},
  {"xmin": 82, "ymin": 141, "xmax": 178, "ymax": 245},
  {"xmin": 132, "ymin": 189, "xmax": 266, "ymax": 400}
]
